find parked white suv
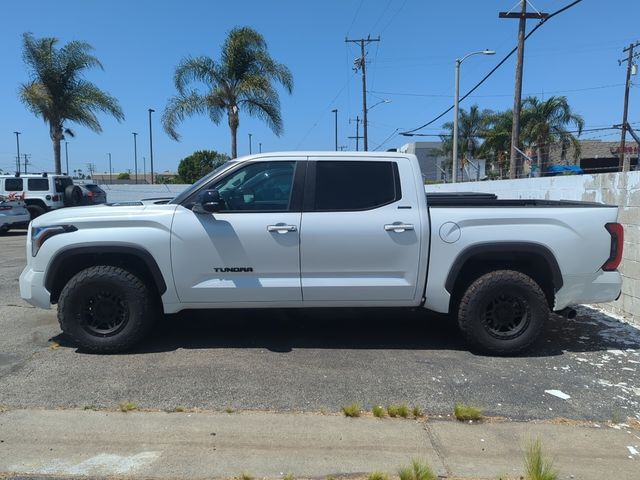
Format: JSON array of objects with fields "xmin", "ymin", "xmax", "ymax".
[{"xmin": 0, "ymin": 174, "xmax": 83, "ymax": 219}]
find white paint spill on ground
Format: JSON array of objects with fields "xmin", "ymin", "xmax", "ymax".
[
  {"xmin": 545, "ymin": 389, "xmax": 571, "ymax": 400},
  {"xmin": 11, "ymin": 452, "xmax": 161, "ymax": 476},
  {"xmin": 627, "ymin": 446, "xmax": 639, "ymax": 456}
]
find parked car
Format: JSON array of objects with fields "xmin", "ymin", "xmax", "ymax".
[
  {"xmin": 0, "ymin": 195, "xmax": 30, "ymax": 233},
  {"xmin": 20, "ymin": 152, "xmax": 623, "ymax": 355},
  {"xmin": 0, "ymin": 173, "xmax": 83, "ymax": 220},
  {"xmin": 80, "ymin": 184, "xmax": 107, "ymax": 205}
]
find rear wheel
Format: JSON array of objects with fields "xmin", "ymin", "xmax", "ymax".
[
  {"xmin": 457, "ymin": 270, "xmax": 549, "ymax": 355},
  {"xmin": 58, "ymin": 266, "xmax": 156, "ymax": 353}
]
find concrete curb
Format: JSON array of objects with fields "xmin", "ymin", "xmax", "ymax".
[{"xmin": 0, "ymin": 409, "xmax": 638, "ymax": 479}]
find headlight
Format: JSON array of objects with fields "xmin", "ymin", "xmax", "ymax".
[{"xmin": 31, "ymin": 225, "xmax": 77, "ymax": 257}]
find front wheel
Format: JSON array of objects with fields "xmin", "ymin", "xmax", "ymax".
[
  {"xmin": 457, "ymin": 270, "xmax": 549, "ymax": 355},
  {"xmin": 57, "ymin": 266, "xmax": 156, "ymax": 353}
]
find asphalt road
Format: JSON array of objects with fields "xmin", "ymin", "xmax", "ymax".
[{"xmin": 1, "ymin": 231, "xmax": 639, "ymax": 421}]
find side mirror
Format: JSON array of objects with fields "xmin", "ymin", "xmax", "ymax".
[{"xmin": 193, "ymin": 189, "xmax": 224, "ymax": 214}]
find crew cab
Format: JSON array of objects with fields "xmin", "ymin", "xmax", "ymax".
[{"xmin": 19, "ymin": 152, "xmax": 623, "ymax": 354}]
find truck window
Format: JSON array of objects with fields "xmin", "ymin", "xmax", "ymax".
[
  {"xmin": 55, "ymin": 177, "xmax": 73, "ymax": 193},
  {"xmin": 28, "ymin": 178, "xmax": 50, "ymax": 191},
  {"xmin": 314, "ymin": 161, "xmax": 400, "ymax": 211},
  {"xmin": 4, "ymin": 178, "xmax": 23, "ymax": 191},
  {"xmin": 210, "ymin": 161, "xmax": 295, "ymax": 211}
]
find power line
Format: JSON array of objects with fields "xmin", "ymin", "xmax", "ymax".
[{"xmin": 400, "ymin": 0, "xmax": 584, "ymax": 136}]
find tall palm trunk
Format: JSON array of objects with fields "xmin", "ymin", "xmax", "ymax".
[
  {"xmin": 228, "ymin": 107, "xmax": 239, "ymax": 159},
  {"xmin": 50, "ymin": 123, "xmax": 63, "ymax": 174}
]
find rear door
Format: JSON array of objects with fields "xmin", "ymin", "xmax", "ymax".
[{"xmin": 300, "ymin": 157, "xmax": 423, "ymax": 302}]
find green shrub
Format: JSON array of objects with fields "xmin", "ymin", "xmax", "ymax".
[
  {"xmin": 398, "ymin": 459, "xmax": 436, "ymax": 480},
  {"xmin": 342, "ymin": 403, "xmax": 361, "ymax": 417},
  {"xmin": 372, "ymin": 405, "xmax": 386, "ymax": 418},
  {"xmin": 368, "ymin": 471, "xmax": 389, "ymax": 480},
  {"xmin": 453, "ymin": 403, "xmax": 482, "ymax": 421},
  {"xmin": 524, "ymin": 440, "xmax": 558, "ymax": 480}
]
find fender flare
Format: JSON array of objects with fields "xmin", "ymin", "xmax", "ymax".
[
  {"xmin": 44, "ymin": 243, "xmax": 167, "ymax": 295},
  {"xmin": 444, "ymin": 242, "xmax": 563, "ymax": 294}
]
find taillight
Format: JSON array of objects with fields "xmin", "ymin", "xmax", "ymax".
[
  {"xmin": 87, "ymin": 192, "xmax": 94, "ymax": 198},
  {"xmin": 52, "ymin": 195, "xmax": 59, "ymax": 201},
  {"xmin": 602, "ymin": 222, "xmax": 624, "ymax": 271}
]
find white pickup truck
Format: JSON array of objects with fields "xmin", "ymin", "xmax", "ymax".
[{"xmin": 19, "ymin": 152, "xmax": 623, "ymax": 354}]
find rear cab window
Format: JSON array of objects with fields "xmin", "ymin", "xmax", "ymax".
[{"xmin": 311, "ymin": 161, "xmax": 401, "ymax": 211}]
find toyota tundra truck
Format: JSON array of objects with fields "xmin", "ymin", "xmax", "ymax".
[{"xmin": 19, "ymin": 152, "xmax": 623, "ymax": 354}]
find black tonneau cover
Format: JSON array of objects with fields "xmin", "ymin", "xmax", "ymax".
[{"xmin": 425, "ymin": 191, "xmax": 613, "ymax": 208}]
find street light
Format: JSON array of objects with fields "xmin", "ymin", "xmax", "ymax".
[
  {"xmin": 367, "ymin": 99, "xmax": 391, "ymax": 112},
  {"xmin": 248, "ymin": 133, "xmax": 253, "ymax": 154},
  {"xmin": 65, "ymin": 141, "xmax": 69, "ymax": 175},
  {"xmin": 132, "ymin": 132, "xmax": 138, "ymax": 184},
  {"xmin": 107, "ymin": 152, "xmax": 112, "ymax": 184},
  {"xmin": 148, "ymin": 108, "xmax": 155, "ymax": 184},
  {"xmin": 331, "ymin": 109, "xmax": 338, "ymax": 151},
  {"xmin": 452, "ymin": 49, "xmax": 495, "ymax": 182},
  {"xmin": 13, "ymin": 132, "xmax": 21, "ymax": 174}
]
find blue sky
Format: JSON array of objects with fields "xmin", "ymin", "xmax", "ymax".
[{"xmin": 1, "ymin": 0, "xmax": 639, "ymax": 175}]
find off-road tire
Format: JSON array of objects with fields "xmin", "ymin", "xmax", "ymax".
[
  {"xmin": 64, "ymin": 185, "xmax": 83, "ymax": 206},
  {"xmin": 457, "ymin": 270, "xmax": 549, "ymax": 355},
  {"xmin": 26, "ymin": 204, "xmax": 46, "ymax": 220},
  {"xmin": 58, "ymin": 266, "xmax": 155, "ymax": 353}
]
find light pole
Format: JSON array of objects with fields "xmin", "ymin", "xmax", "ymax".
[
  {"xmin": 107, "ymin": 153, "xmax": 112, "ymax": 184},
  {"xmin": 248, "ymin": 133, "xmax": 253, "ymax": 154},
  {"xmin": 65, "ymin": 141, "xmax": 69, "ymax": 175},
  {"xmin": 13, "ymin": 132, "xmax": 21, "ymax": 174},
  {"xmin": 331, "ymin": 109, "xmax": 338, "ymax": 151},
  {"xmin": 453, "ymin": 50, "xmax": 495, "ymax": 182},
  {"xmin": 259, "ymin": 142, "xmax": 262, "ymax": 153},
  {"xmin": 132, "ymin": 132, "xmax": 138, "ymax": 184},
  {"xmin": 143, "ymin": 156, "xmax": 146, "ymax": 183},
  {"xmin": 148, "ymin": 108, "xmax": 155, "ymax": 184}
]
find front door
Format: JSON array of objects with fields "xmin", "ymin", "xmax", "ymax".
[{"xmin": 171, "ymin": 160, "xmax": 304, "ymax": 304}]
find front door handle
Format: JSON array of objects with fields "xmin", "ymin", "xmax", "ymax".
[
  {"xmin": 384, "ymin": 223, "xmax": 414, "ymax": 233},
  {"xmin": 267, "ymin": 224, "xmax": 297, "ymax": 234}
]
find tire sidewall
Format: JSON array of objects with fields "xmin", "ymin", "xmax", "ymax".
[{"xmin": 458, "ymin": 271, "xmax": 548, "ymax": 354}]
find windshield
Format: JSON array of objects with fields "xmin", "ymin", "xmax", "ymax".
[{"xmin": 170, "ymin": 160, "xmax": 238, "ymax": 205}]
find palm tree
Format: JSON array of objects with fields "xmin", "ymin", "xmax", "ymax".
[
  {"xmin": 520, "ymin": 96, "xmax": 584, "ymax": 171},
  {"xmin": 19, "ymin": 33, "xmax": 124, "ymax": 174},
  {"xmin": 162, "ymin": 27, "xmax": 293, "ymax": 158},
  {"xmin": 440, "ymin": 105, "xmax": 493, "ymax": 178}
]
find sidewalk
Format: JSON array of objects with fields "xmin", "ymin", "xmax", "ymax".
[{"xmin": 0, "ymin": 409, "xmax": 638, "ymax": 479}]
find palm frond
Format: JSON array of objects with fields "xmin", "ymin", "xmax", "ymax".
[{"xmin": 162, "ymin": 91, "xmax": 210, "ymax": 141}]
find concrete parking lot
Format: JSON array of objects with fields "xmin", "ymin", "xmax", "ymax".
[{"xmin": 1, "ymin": 231, "xmax": 639, "ymax": 421}]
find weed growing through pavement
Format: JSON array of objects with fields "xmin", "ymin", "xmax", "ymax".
[
  {"xmin": 398, "ymin": 459, "xmax": 436, "ymax": 480},
  {"xmin": 118, "ymin": 401, "xmax": 137, "ymax": 412},
  {"xmin": 368, "ymin": 471, "xmax": 389, "ymax": 480},
  {"xmin": 397, "ymin": 404, "xmax": 410, "ymax": 418},
  {"xmin": 283, "ymin": 474, "xmax": 295, "ymax": 480},
  {"xmin": 412, "ymin": 406, "xmax": 424, "ymax": 418},
  {"xmin": 453, "ymin": 403, "xmax": 482, "ymax": 421},
  {"xmin": 372, "ymin": 405, "xmax": 386, "ymax": 418},
  {"xmin": 342, "ymin": 403, "xmax": 361, "ymax": 417},
  {"xmin": 174, "ymin": 406, "xmax": 186, "ymax": 412},
  {"xmin": 238, "ymin": 473, "xmax": 253, "ymax": 480},
  {"xmin": 225, "ymin": 406, "xmax": 236, "ymax": 414},
  {"xmin": 524, "ymin": 439, "xmax": 558, "ymax": 480}
]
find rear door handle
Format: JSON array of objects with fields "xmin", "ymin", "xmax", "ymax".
[
  {"xmin": 267, "ymin": 224, "xmax": 297, "ymax": 234},
  {"xmin": 384, "ymin": 223, "xmax": 414, "ymax": 232}
]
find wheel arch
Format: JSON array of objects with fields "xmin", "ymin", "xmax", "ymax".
[
  {"xmin": 445, "ymin": 242, "xmax": 563, "ymax": 311},
  {"xmin": 45, "ymin": 244, "xmax": 167, "ymax": 304}
]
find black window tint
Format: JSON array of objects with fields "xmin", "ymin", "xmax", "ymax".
[
  {"xmin": 314, "ymin": 161, "xmax": 400, "ymax": 211},
  {"xmin": 28, "ymin": 178, "xmax": 49, "ymax": 191},
  {"xmin": 210, "ymin": 161, "xmax": 295, "ymax": 211},
  {"xmin": 55, "ymin": 177, "xmax": 73, "ymax": 193},
  {"xmin": 4, "ymin": 178, "xmax": 23, "ymax": 191}
]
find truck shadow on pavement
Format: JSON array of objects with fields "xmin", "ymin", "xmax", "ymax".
[{"xmin": 52, "ymin": 306, "xmax": 640, "ymax": 357}]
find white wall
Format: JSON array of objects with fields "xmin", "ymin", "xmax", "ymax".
[{"xmin": 426, "ymin": 172, "xmax": 640, "ymax": 323}]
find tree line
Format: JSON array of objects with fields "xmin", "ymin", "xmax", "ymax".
[{"xmin": 17, "ymin": 28, "xmax": 292, "ymax": 174}]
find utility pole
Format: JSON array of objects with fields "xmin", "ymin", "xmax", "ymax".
[
  {"xmin": 13, "ymin": 132, "xmax": 21, "ymax": 175},
  {"xmin": 107, "ymin": 153, "xmax": 112, "ymax": 184},
  {"xmin": 348, "ymin": 116, "xmax": 363, "ymax": 151},
  {"xmin": 86, "ymin": 163, "xmax": 95, "ymax": 179},
  {"xmin": 143, "ymin": 156, "xmax": 146, "ymax": 183},
  {"xmin": 500, "ymin": 1, "xmax": 548, "ymax": 178},
  {"xmin": 23, "ymin": 154, "xmax": 30, "ymax": 174},
  {"xmin": 618, "ymin": 41, "xmax": 640, "ymax": 172},
  {"xmin": 259, "ymin": 142, "xmax": 262, "ymax": 153},
  {"xmin": 148, "ymin": 108, "xmax": 155, "ymax": 184},
  {"xmin": 248, "ymin": 133, "xmax": 253, "ymax": 154},
  {"xmin": 345, "ymin": 35, "xmax": 380, "ymax": 151}
]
